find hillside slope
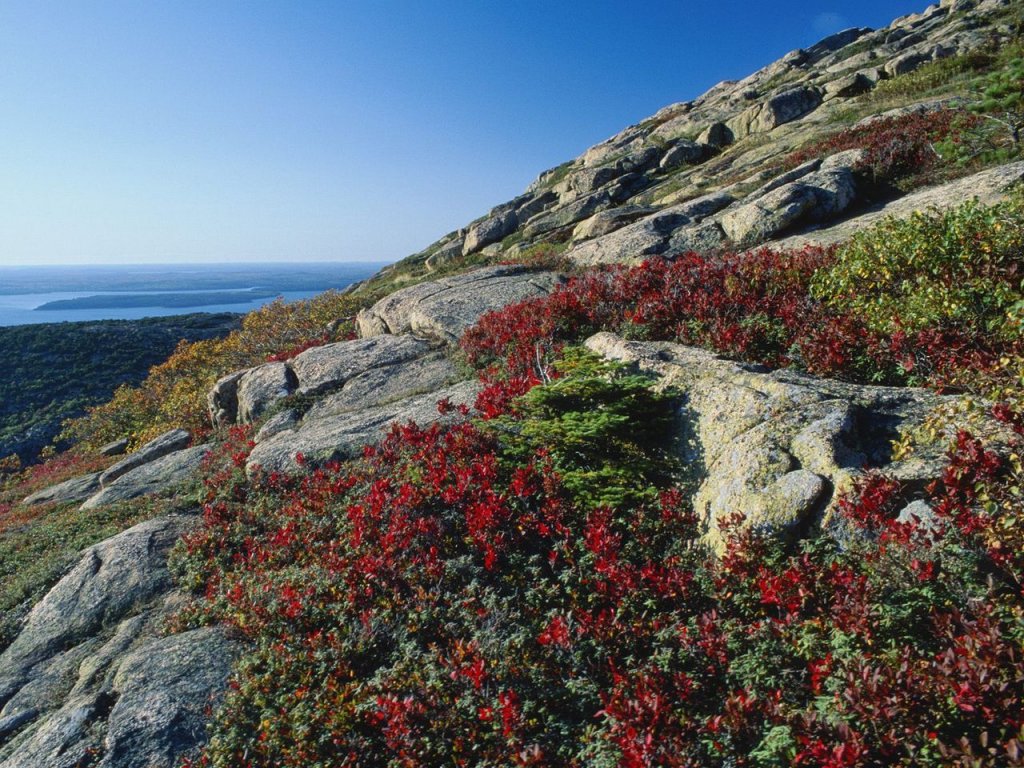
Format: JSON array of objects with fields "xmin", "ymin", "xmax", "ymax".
[
  {"xmin": 0, "ymin": 2, "xmax": 1023, "ymax": 766},
  {"xmin": 0, "ymin": 314, "xmax": 240, "ymax": 467}
]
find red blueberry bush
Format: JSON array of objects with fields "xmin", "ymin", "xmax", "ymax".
[
  {"xmin": 782, "ymin": 107, "xmax": 984, "ymax": 188},
  {"xmin": 173, "ymin": 357, "xmax": 1024, "ymax": 767},
  {"xmin": 172, "ymin": 196, "xmax": 1023, "ymax": 766}
]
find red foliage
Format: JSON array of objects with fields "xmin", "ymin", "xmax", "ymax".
[
  {"xmin": 784, "ymin": 107, "xmax": 983, "ymax": 184},
  {"xmin": 175, "ymin": 234, "xmax": 1024, "ymax": 766},
  {"xmin": 463, "ymin": 249, "xmax": 902, "ymax": 385}
]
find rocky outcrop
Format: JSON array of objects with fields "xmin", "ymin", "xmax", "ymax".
[
  {"xmin": 566, "ymin": 191, "xmax": 734, "ymax": 265},
  {"xmin": 462, "ymin": 192, "xmax": 558, "ymax": 255},
  {"xmin": 81, "ymin": 445, "xmax": 209, "ymax": 510},
  {"xmin": 0, "ymin": 517, "xmax": 192, "ymax": 677},
  {"xmin": 7, "ymin": 3, "xmax": 1020, "ymax": 763},
  {"xmin": 289, "ymin": 335, "xmax": 432, "ymax": 398},
  {"xmin": 22, "ymin": 473, "xmax": 102, "ymax": 507},
  {"xmin": 392, "ymin": 0, "xmax": 1014, "ymax": 271},
  {"xmin": 23, "ymin": 436, "xmax": 207, "ymax": 514},
  {"xmin": 97, "ymin": 626, "xmax": 235, "ymax": 768},
  {"xmin": 727, "ymin": 86, "xmax": 823, "ymax": 140},
  {"xmin": 246, "ymin": 379, "xmax": 481, "ymax": 475},
  {"xmin": 719, "ymin": 166, "xmax": 857, "ymax": 247},
  {"xmin": 355, "ymin": 265, "xmax": 564, "ymax": 343},
  {"xmin": 99, "ymin": 429, "xmax": 192, "ymax": 488},
  {"xmin": 584, "ymin": 333, "xmax": 1009, "ymax": 546},
  {"xmin": 823, "ymin": 71, "xmax": 875, "ymax": 100},
  {"xmin": 521, "ymin": 190, "xmax": 621, "ymax": 239},
  {"xmin": 303, "ymin": 351, "xmax": 461, "ymax": 422},
  {"xmin": 774, "ymin": 161, "xmax": 1024, "ymax": 250},
  {"xmin": 206, "ymin": 334, "xmax": 462, "ymax": 427},
  {"xmin": 0, "ymin": 516, "xmax": 238, "ymax": 768},
  {"xmin": 659, "ymin": 139, "xmax": 706, "ymax": 171}
]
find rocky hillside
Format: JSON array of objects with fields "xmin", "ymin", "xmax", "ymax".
[
  {"xmin": 399, "ymin": 0, "xmax": 1021, "ymax": 271},
  {"xmin": 1, "ymin": 1, "xmax": 1023, "ymax": 766}
]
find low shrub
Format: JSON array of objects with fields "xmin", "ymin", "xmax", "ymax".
[
  {"xmin": 811, "ymin": 193, "xmax": 1024, "ymax": 339},
  {"xmin": 173, "ymin": 357, "xmax": 1024, "ymax": 767},
  {"xmin": 783, "ymin": 107, "xmax": 983, "ymax": 189},
  {"xmin": 465, "ymin": 194, "xmax": 1024, "ymax": 403}
]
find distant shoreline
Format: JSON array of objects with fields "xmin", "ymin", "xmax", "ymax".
[
  {"xmin": 0, "ymin": 261, "xmax": 386, "ymax": 327},
  {"xmin": 0, "ymin": 261, "xmax": 389, "ymax": 296},
  {"xmin": 35, "ymin": 289, "xmax": 279, "ymax": 311}
]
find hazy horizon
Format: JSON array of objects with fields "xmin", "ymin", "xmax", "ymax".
[
  {"xmin": 0, "ymin": 0, "xmax": 928, "ymax": 267},
  {"xmin": 0, "ymin": 260, "xmax": 383, "ymax": 325}
]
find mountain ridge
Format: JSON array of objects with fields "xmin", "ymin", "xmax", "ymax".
[{"xmin": 1, "ymin": 1, "xmax": 1023, "ymax": 765}]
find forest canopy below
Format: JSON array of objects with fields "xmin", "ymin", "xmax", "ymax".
[{"xmin": 0, "ymin": 313, "xmax": 240, "ymax": 467}]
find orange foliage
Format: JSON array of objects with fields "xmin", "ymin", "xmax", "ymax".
[{"xmin": 62, "ymin": 290, "xmax": 362, "ymax": 451}]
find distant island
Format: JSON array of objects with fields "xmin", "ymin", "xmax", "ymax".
[{"xmin": 34, "ymin": 289, "xmax": 278, "ymax": 311}]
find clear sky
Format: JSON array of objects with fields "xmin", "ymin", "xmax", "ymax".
[{"xmin": 0, "ymin": 0, "xmax": 929, "ymax": 266}]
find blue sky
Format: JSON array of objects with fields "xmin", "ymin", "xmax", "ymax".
[{"xmin": 0, "ymin": 0, "xmax": 928, "ymax": 266}]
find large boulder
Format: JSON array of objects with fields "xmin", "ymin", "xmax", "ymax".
[
  {"xmin": 463, "ymin": 210, "xmax": 517, "ymax": 255},
  {"xmin": 355, "ymin": 265, "xmax": 564, "ymax": 344},
  {"xmin": 98, "ymin": 439, "xmax": 128, "ymax": 457},
  {"xmin": 247, "ymin": 380, "xmax": 481, "ymax": 475},
  {"xmin": 209, "ymin": 336, "xmax": 444, "ymax": 426},
  {"xmin": 81, "ymin": 446, "xmax": 209, "ymax": 510},
  {"xmin": 698, "ymin": 122, "xmax": 733, "ymax": 148},
  {"xmin": 659, "ymin": 140, "xmax": 706, "ymax": 172},
  {"xmin": 718, "ymin": 167, "xmax": 857, "ymax": 248},
  {"xmin": 99, "ymin": 429, "xmax": 192, "ymax": 488},
  {"xmin": 824, "ymin": 71, "xmax": 876, "ymax": 100},
  {"xmin": 584, "ymin": 333, "xmax": 1004, "ymax": 547},
  {"xmin": 289, "ymin": 335, "xmax": 432, "ymax": 398},
  {"xmin": 0, "ymin": 517, "xmax": 238, "ymax": 768},
  {"xmin": 665, "ymin": 221, "xmax": 728, "ymax": 255},
  {"xmin": 424, "ymin": 236, "xmax": 466, "ymax": 271}
]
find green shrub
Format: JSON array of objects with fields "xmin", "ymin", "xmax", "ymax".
[
  {"xmin": 490, "ymin": 348, "xmax": 680, "ymax": 509},
  {"xmin": 811, "ymin": 193, "xmax": 1024, "ymax": 338},
  {"xmin": 971, "ymin": 51, "xmax": 1024, "ymax": 146}
]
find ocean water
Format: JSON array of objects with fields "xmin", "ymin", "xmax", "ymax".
[{"xmin": 0, "ymin": 262, "xmax": 387, "ymax": 326}]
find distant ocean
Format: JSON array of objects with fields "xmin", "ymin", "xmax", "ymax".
[{"xmin": 0, "ymin": 262, "xmax": 387, "ymax": 326}]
